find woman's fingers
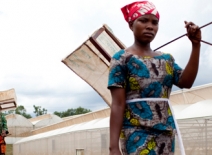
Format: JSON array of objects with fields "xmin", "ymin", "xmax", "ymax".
[{"xmin": 184, "ymin": 21, "xmax": 201, "ymax": 43}]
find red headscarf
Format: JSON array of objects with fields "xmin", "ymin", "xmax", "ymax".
[{"xmin": 121, "ymin": 1, "xmax": 160, "ymax": 23}]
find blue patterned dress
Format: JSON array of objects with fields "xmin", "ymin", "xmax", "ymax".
[{"xmin": 108, "ymin": 50, "xmax": 183, "ymax": 155}]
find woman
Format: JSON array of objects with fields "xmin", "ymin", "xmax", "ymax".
[{"xmin": 107, "ymin": 1, "xmax": 201, "ymax": 155}]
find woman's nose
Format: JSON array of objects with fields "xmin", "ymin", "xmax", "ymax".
[{"xmin": 146, "ymin": 24, "xmax": 153, "ymax": 30}]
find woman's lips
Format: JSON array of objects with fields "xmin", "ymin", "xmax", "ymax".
[{"xmin": 143, "ymin": 32, "xmax": 154, "ymax": 37}]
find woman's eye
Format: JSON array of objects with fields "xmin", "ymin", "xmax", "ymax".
[{"xmin": 152, "ymin": 20, "xmax": 159, "ymax": 25}]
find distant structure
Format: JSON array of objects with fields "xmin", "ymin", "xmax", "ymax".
[
  {"xmin": 28, "ymin": 114, "xmax": 63, "ymax": 130},
  {"xmin": 5, "ymin": 114, "xmax": 33, "ymax": 144}
]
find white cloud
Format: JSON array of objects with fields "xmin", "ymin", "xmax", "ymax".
[{"xmin": 201, "ymin": 46, "xmax": 212, "ymax": 67}]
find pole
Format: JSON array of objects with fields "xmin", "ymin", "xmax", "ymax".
[{"xmin": 154, "ymin": 21, "xmax": 212, "ymax": 51}]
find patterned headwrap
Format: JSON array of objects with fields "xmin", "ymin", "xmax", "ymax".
[{"xmin": 121, "ymin": 1, "xmax": 160, "ymax": 23}]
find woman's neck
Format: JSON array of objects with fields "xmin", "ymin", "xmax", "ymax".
[{"xmin": 128, "ymin": 41, "xmax": 153, "ymax": 55}]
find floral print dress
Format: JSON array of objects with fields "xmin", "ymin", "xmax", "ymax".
[{"xmin": 108, "ymin": 50, "xmax": 183, "ymax": 155}]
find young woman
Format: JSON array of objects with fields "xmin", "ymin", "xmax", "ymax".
[{"xmin": 108, "ymin": 1, "xmax": 201, "ymax": 155}]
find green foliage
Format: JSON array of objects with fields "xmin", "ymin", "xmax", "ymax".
[
  {"xmin": 4, "ymin": 105, "xmax": 32, "ymax": 118},
  {"xmin": 54, "ymin": 106, "xmax": 91, "ymax": 118},
  {"xmin": 15, "ymin": 105, "xmax": 32, "ymax": 118},
  {"xmin": 22, "ymin": 113, "xmax": 32, "ymax": 119},
  {"xmin": 33, "ymin": 105, "xmax": 47, "ymax": 116},
  {"xmin": 4, "ymin": 105, "xmax": 91, "ymax": 119},
  {"xmin": 15, "ymin": 105, "xmax": 26, "ymax": 115},
  {"xmin": 7, "ymin": 110, "xmax": 15, "ymax": 114}
]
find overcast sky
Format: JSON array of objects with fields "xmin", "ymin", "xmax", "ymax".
[{"xmin": 0, "ymin": 0, "xmax": 212, "ymax": 116}]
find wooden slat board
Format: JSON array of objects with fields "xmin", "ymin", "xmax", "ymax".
[
  {"xmin": 62, "ymin": 25, "xmax": 126, "ymax": 106},
  {"xmin": 0, "ymin": 89, "xmax": 17, "ymax": 111}
]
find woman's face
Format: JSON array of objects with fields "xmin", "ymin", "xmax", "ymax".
[{"xmin": 130, "ymin": 14, "xmax": 159, "ymax": 44}]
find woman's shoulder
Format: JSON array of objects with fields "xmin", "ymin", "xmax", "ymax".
[{"xmin": 112, "ymin": 49, "xmax": 130, "ymax": 60}]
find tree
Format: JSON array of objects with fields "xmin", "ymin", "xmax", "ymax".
[
  {"xmin": 7, "ymin": 110, "xmax": 15, "ymax": 115},
  {"xmin": 16, "ymin": 105, "xmax": 32, "ymax": 118},
  {"xmin": 54, "ymin": 106, "xmax": 91, "ymax": 118},
  {"xmin": 33, "ymin": 105, "xmax": 47, "ymax": 116},
  {"xmin": 4, "ymin": 105, "xmax": 32, "ymax": 118},
  {"xmin": 15, "ymin": 105, "xmax": 26, "ymax": 115},
  {"xmin": 2, "ymin": 110, "xmax": 14, "ymax": 116}
]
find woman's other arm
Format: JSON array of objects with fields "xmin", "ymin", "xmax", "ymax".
[
  {"xmin": 109, "ymin": 88, "xmax": 126, "ymax": 155},
  {"xmin": 177, "ymin": 21, "xmax": 201, "ymax": 88}
]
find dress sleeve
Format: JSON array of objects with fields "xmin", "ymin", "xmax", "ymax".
[
  {"xmin": 107, "ymin": 50, "xmax": 127, "ymax": 89},
  {"xmin": 171, "ymin": 55, "xmax": 184, "ymax": 86}
]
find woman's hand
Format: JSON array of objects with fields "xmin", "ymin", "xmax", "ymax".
[
  {"xmin": 184, "ymin": 21, "xmax": 202, "ymax": 44},
  {"xmin": 109, "ymin": 149, "xmax": 122, "ymax": 155}
]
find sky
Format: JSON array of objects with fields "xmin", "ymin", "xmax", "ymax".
[{"xmin": 0, "ymin": 0, "xmax": 212, "ymax": 116}]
